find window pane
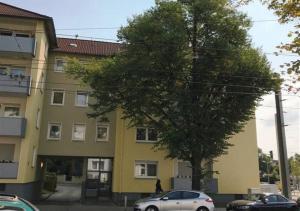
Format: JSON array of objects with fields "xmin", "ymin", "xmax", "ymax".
[
  {"xmin": 135, "ymin": 163, "xmax": 146, "ymax": 176},
  {"xmin": 100, "ymin": 159, "xmax": 112, "ymax": 171},
  {"xmin": 92, "ymin": 161, "xmax": 98, "ymax": 170},
  {"xmin": 10, "ymin": 68, "xmax": 25, "ymax": 77},
  {"xmin": 0, "ymin": 67, "xmax": 8, "ymax": 75},
  {"xmin": 88, "ymin": 159, "xmax": 100, "ymax": 171},
  {"xmin": 4, "ymin": 107, "xmax": 20, "ymax": 117},
  {"xmin": 87, "ymin": 172, "xmax": 99, "ymax": 179},
  {"xmin": 136, "ymin": 128, "xmax": 146, "ymax": 140},
  {"xmin": 148, "ymin": 128, "xmax": 158, "ymax": 141},
  {"xmin": 277, "ymin": 195, "xmax": 288, "ymax": 202},
  {"xmin": 147, "ymin": 164, "xmax": 157, "ymax": 176},
  {"xmin": 100, "ymin": 173, "xmax": 109, "ymax": 183},
  {"xmin": 182, "ymin": 191, "xmax": 199, "ymax": 199},
  {"xmin": 73, "ymin": 124, "xmax": 85, "ymax": 140},
  {"xmin": 166, "ymin": 191, "xmax": 182, "ymax": 200},
  {"xmin": 55, "ymin": 59, "xmax": 65, "ymax": 71},
  {"xmin": 97, "ymin": 126, "xmax": 108, "ymax": 140},
  {"xmin": 49, "ymin": 124, "xmax": 61, "ymax": 139},
  {"xmin": 266, "ymin": 195, "xmax": 277, "ymax": 203},
  {"xmin": 52, "ymin": 91, "xmax": 64, "ymax": 104},
  {"xmin": 76, "ymin": 92, "xmax": 88, "ymax": 106}
]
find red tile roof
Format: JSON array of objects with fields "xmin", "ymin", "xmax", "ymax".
[
  {"xmin": 0, "ymin": 2, "xmax": 57, "ymax": 48},
  {"xmin": 0, "ymin": 2, "xmax": 51, "ymax": 20},
  {"xmin": 53, "ymin": 38, "xmax": 121, "ymax": 56}
]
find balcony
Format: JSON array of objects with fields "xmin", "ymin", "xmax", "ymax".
[
  {"xmin": 0, "ymin": 162, "xmax": 18, "ymax": 179},
  {"xmin": 0, "ymin": 35, "xmax": 36, "ymax": 56},
  {"xmin": 0, "ymin": 117, "xmax": 26, "ymax": 138},
  {"xmin": 0, "ymin": 75, "xmax": 31, "ymax": 96}
]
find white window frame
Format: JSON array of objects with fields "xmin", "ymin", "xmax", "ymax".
[
  {"xmin": 96, "ymin": 124, "xmax": 109, "ymax": 142},
  {"xmin": 54, "ymin": 58, "xmax": 65, "ymax": 72},
  {"xmin": 72, "ymin": 123, "xmax": 86, "ymax": 141},
  {"xmin": 32, "ymin": 146, "xmax": 37, "ymax": 168},
  {"xmin": 47, "ymin": 122, "xmax": 62, "ymax": 140},
  {"xmin": 134, "ymin": 161, "xmax": 158, "ymax": 179},
  {"xmin": 36, "ymin": 108, "xmax": 41, "ymax": 129},
  {"xmin": 75, "ymin": 91, "xmax": 89, "ymax": 107},
  {"xmin": 136, "ymin": 127, "xmax": 158, "ymax": 143},
  {"xmin": 3, "ymin": 105, "xmax": 21, "ymax": 117},
  {"xmin": 51, "ymin": 89, "xmax": 65, "ymax": 106}
]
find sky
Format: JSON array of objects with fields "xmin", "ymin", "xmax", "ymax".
[{"xmin": 2, "ymin": 0, "xmax": 299, "ymax": 159}]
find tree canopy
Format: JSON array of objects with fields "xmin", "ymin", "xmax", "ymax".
[{"xmin": 67, "ymin": 0, "xmax": 280, "ymax": 190}]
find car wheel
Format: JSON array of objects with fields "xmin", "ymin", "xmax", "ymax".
[
  {"xmin": 197, "ymin": 207, "xmax": 209, "ymax": 211},
  {"xmin": 145, "ymin": 206, "xmax": 158, "ymax": 211}
]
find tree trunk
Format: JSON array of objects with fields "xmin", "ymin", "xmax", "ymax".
[{"xmin": 191, "ymin": 157, "xmax": 203, "ymax": 190}]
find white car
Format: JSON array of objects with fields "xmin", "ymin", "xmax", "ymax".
[{"xmin": 133, "ymin": 190, "xmax": 214, "ymax": 211}]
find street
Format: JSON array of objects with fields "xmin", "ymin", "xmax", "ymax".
[{"xmin": 37, "ymin": 204, "xmax": 226, "ymax": 211}]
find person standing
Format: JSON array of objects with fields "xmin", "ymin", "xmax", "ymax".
[{"xmin": 155, "ymin": 179, "xmax": 163, "ymax": 194}]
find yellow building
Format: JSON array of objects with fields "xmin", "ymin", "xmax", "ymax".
[{"xmin": 0, "ymin": 2, "xmax": 260, "ymax": 203}]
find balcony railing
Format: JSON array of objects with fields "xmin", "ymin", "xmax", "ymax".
[
  {"xmin": 0, "ymin": 75, "xmax": 31, "ymax": 96},
  {"xmin": 0, "ymin": 117, "xmax": 26, "ymax": 138},
  {"xmin": 0, "ymin": 162, "xmax": 18, "ymax": 179},
  {"xmin": 0, "ymin": 35, "xmax": 36, "ymax": 56}
]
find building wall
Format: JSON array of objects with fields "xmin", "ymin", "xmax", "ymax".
[
  {"xmin": 0, "ymin": 18, "xmax": 50, "ymax": 186},
  {"xmin": 213, "ymin": 119, "xmax": 260, "ymax": 194},
  {"xmin": 38, "ymin": 53, "xmax": 116, "ymax": 157},
  {"xmin": 113, "ymin": 109, "xmax": 175, "ymax": 194}
]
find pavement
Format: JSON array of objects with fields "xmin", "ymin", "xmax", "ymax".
[
  {"xmin": 41, "ymin": 183, "xmax": 82, "ymax": 202},
  {"xmin": 37, "ymin": 204, "xmax": 226, "ymax": 211}
]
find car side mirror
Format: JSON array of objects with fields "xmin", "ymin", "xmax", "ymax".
[{"xmin": 161, "ymin": 197, "xmax": 169, "ymax": 201}]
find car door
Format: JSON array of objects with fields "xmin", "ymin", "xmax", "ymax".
[
  {"xmin": 160, "ymin": 191, "xmax": 182, "ymax": 211},
  {"xmin": 276, "ymin": 195, "xmax": 294, "ymax": 211},
  {"xmin": 180, "ymin": 191, "xmax": 201, "ymax": 211}
]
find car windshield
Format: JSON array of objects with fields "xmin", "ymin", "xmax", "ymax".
[{"xmin": 245, "ymin": 194, "xmax": 266, "ymax": 201}]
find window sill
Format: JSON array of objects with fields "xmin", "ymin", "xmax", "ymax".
[
  {"xmin": 135, "ymin": 176, "xmax": 157, "ymax": 180},
  {"xmin": 72, "ymin": 139, "xmax": 85, "ymax": 142},
  {"xmin": 96, "ymin": 139, "xmax": 109, "ymax": 142},
  {"xmin": 47, "ymin": 138, "xmax": 60, "ymax": 141},
  {"xmin": 50, "ymin": 103, "xmax": 64, "ymax": 106},
  {"xmin": 136, "ymin": 140, "xmax": 158, "ymax": 144}
]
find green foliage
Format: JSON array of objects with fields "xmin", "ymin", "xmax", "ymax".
[
  {"xmin": 258, "ymin": 148, "xmax": 280, "ymax": 184},
  {"xmin": 289, "ymin": 153, "xmax": 300, "ymax": 177},
  {"xmin": 67, "ymin": 0, "xmax": 279, "ymax": 189}
]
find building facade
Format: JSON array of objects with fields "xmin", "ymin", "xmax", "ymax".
[{"xmin": 0, "ymin": 2, "xmax": 260, "ymax": 202}]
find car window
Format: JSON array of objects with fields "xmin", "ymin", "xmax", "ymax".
[
  {"xmin": 165, "ymin": 191, "xmax": 182, "ymax": 200},
  {"xmin": 265, "ymin": 195, "xmax": 278, "ymax": 203},
  {"xmin": 182, "ymin": 191, "xmax": 199, "ymax": 199},
  {"xmin": 276, "ymin": 195, "xmax": 288, "ymax": 202}
]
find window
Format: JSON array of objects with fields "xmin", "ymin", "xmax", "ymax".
[
  {"xmin": 182, "ymin": 191, "xmax": 199, "ymax": 199},
  {"xmin": 136, "ymin": 127, "xmax": 158, "ymax": 142},
  {"xmin": 276, "ymin": 195, "xmax": 288, "ymax": 202},
  {"xmin": 265, "ymin": 195, "xmax": 278, "ymax": 203},
  {"xmin": 4, "ymin": 106, "xmax": 20, "ymax": 117},
  {"xmin": 75, "ymin": 91, "xmax": 88, "ymax": 107},
  {"xmin": 47, "ymin": 123, "xmax": 62, "ymax": 140},
  {"xmin": 72, "ymin": 124, "xmax": 86, "ymax": 141},
  {"xmin": 135, "ymin": 161, "xmax": 158, "ymax": 178},
  {"xmin": 166, "ymin": 191, "xmax": 182, "ymax": 200},
  {"xmin": 96, "ymin": 124, "xmax": 109, "ymax": 142},
  {"xmin": 51, "ymin": 90, "xmax": 65, "ymax": 105},
  {"xmin": 54, "ymin": 58, "xmax": 65, "ymax": 72},
  {"xmin": 10, "ymin": 67, "xmax": 25, "ymax": 77}
]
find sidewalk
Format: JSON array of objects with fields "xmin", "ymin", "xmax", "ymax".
[{"xmin": 37, "ymin": 204, "xmax": 226, "ymax": 211}]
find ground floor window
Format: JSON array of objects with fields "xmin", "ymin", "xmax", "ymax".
[{"xmin": 135, "ymin": 161, "xmax": 158, "ymax": 178}]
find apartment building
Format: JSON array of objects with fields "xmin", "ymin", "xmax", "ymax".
[{"xmin": 0, "ymin": 2, "xmax": 260, "ymax": 202}]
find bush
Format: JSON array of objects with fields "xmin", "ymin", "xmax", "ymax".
[{"xmin": 44, "ymin": 172, "xmax": 57, "ymax": 192}]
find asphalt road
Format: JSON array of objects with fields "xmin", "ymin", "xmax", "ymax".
[{"xmin": 37, "ymin": 204, "xmax": 226, "ymax": 211}]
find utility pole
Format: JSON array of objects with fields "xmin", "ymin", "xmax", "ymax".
[{"xmin": 275, "ymin": 91, "xmax": 290, "ymax": 198}]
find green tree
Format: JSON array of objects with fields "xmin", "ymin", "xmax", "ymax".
[
  {"xmin": 67, "ymin": 0, "xmax": 279, "ymax": 190},
  {"xmin": 258, "ymin": 148, "xmax": 280, "ymax": 184},
  {"xmin": 289, "ymin": 154, "xmax": 300, "ymax": 177}
]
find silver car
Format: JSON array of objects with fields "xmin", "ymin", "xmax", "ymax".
[{"xmin": 133, "ymin": 190, "xmax": 214, "ymax": 211}]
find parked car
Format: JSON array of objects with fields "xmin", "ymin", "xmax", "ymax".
[
  {"xmin": 0, "ymin": 194, "xmax": 39, "ymax": 211},
  {"xmin": 226, "ymin": 193, "xmax": 298, "ymax": 211},
  {"xmin": 133, "ymin": 190, "xmax": 214, "ymax": 211}
]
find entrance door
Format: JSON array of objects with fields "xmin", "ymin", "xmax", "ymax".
[{"xmin": 87, "ymin": 158, "xmax": 113, "ymax": 197}]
